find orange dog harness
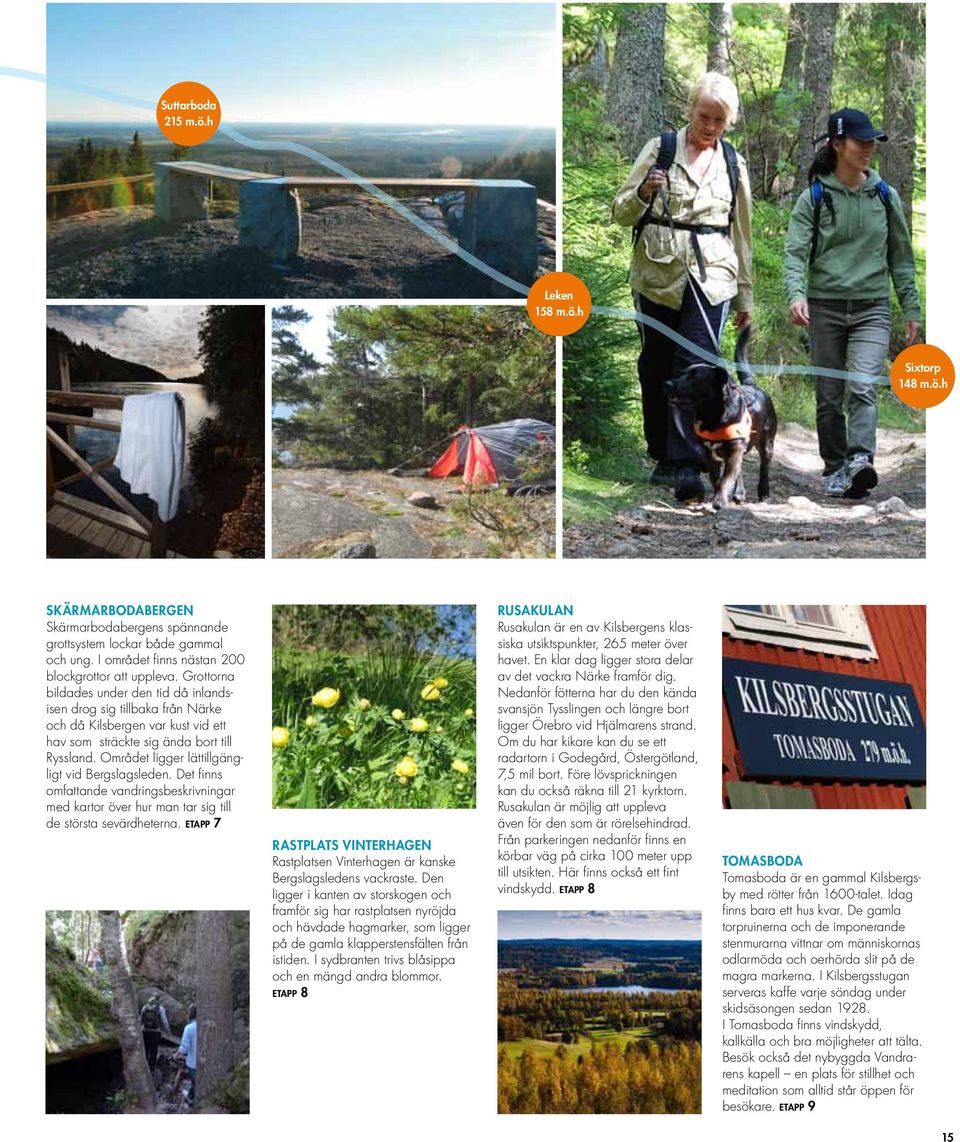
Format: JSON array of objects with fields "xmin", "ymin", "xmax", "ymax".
[{"xmin": 695, "ymin": 404, "xmax": 752, "ymax": 442}]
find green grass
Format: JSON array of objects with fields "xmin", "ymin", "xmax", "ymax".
[
  {"xmin": 501, "ymin": 1038, "xmax": 566, "ymax": 1059},
  {"xmin": 500, "ymin": 1026, "xmax": 658, "ymax": 1059},
  {"xmin": 563, "ymin": 469, "xmax": 645, "ymax": 522}
]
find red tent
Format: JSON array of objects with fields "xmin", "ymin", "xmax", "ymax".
[{"xmin": 427, "ymin": 420, "xmax": 555, "ymax": 488}]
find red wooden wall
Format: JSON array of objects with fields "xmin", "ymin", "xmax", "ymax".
[{"xmin": 721, "ymin": 605, "xmax": 926, "ymax": 809}]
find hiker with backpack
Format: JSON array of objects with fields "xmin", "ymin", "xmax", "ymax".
[
  {"xmin": 139, "ymin": 994, "xmax": 171, "ymax": 1075},
  {"xmin": 613, "ymin": 72, "xmax": 754, "ymax": 502},
  {"xmin": 784, "ymin": 108, "xmax": 921, "ymax": 499}
]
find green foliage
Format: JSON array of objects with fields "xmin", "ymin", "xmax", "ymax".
[
  {"xmin": 463, "ymin": 149, "xmax": 556, "ymax": 203},
  {"xmin": 272, "ymin": 306, "xmax": 321, "ymax": 416},
  {"xmin": 122, "ymin": 910, "xmax": 169, "ymax": 945},
  {"xmin": 49, "ymin": 131, "xmax": 156, "ymax": 218},
  {"xmin": 272, "ymin": 646, "xmax": 476, "ymax": 809},
  {"xmin": 45, "ymin": 924, "xmax": 116, "ymax": 1055},
  {"xmin": 219, "ymin": 1049, "xmax": 250, "ymax": 1114},
  {"xmin": 561, "ymin": 5, "xmax": 926, "ymax": 510},
  {"xmin": 450, "ymin": 486, "xmax": 555, "ymax": 560},
  {"xmin": 125, "ymin": 130, "xmax": 150, "ymax": 176},
  {"xmin": 272, "ymin": 604, "xmax": 473, "ymax": 657},
  {"xmin": 272, "ymin": 306, "xmax": 554, "ymax": 468},
  {"xmin": 106, "ymin": 1089, "xmax": 139, "ymax": 1112}
]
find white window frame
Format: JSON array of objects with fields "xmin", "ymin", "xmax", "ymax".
[{"xmin": 722, "ymin": 605, "xmax": 878, "ymax": 660}]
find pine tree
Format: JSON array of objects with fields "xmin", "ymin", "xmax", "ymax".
[
  {"xmin": 98, "ymin": 910, "xmax": 156, "ymax": 1112},
  {"xmin": 125, "ymin": 130, "xmax": 150, "ymax": 176},
  {"xmin": 196, "ymin": 911, "xmax": 235, "ymax": 1107}
]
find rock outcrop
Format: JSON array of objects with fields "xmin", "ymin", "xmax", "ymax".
[
  {"xmin": 127, "ymin": 911, "xmax": 250, "ymax": 1048},
  {"xmin": 45, "ymin": 930, "xmax": 118, "ymax": 1061}
]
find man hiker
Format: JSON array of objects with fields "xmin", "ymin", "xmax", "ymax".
[{"xmin": 178, "ymin": 1004, "xmax": 198, "ymax": 1107}]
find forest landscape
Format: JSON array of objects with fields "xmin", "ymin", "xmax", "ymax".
[{"xmin": 498, "ymin": 910, "xmax": 702, "ymax": 1113}]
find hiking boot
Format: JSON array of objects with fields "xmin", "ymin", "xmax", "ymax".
[
  {"xmin": 823, "ymin": 467, "xmax": 852, "ymax": 497},
  {"xmin": 675, "ymin": 467, "xmax": 705, "ymax": 502},
  {"xmin": 649, "ymin": 460, "xmax": 676, "ymax": 486},
  {"xmin": 845, "ymin": 453, "xmax": 878, "ymax": 499}
]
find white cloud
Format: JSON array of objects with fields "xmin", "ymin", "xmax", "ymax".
[{"xmin": 47, "ymin": 305, "xmax": 204, "ymax": 378}]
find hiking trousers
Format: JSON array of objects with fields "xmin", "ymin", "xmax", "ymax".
[
  {"xmin": 808, "ymin": 299, "xmax": 890, "ymax": 472},
  {"xmin": 143, "ymin": 1030, "xmax": 160, "ymax": 1072},
  {"xmin": 633, "ymin": 284, "xmax": 730, "ymax": 469}
]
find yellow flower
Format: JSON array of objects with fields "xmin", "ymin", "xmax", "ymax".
[
  {"xmin": 304, "ymin": 715, "xmax": 317, "ymax": 728},
  {"xmin": 464, "ymin": 708, "xmax": 474, "ymax": 719},
  {"xmin": 409, "ymin": 717, "xmax": 429, "ymax": 733},
  {"xmin": 358, "ymin": 698, "xmax": 371, "ymax": 711},
  {"xmin": 391, "ymin": 708, "xmax": 406, "ymax": 721},
  {"xmin": 395, "ymin": 756, "xmax": 418, "ymax": 779},
  {"xmin": 421, "ymin": 683, "xmax": 442, "ymax": 701},
  {"xmin": 272, "ymin": 727, "xmax": 290, "ymax": 748},
  {"xmin": 451, "ymin": 759, "xmax": 470, "ymax": 775},
  {"xmin": 312, "ymin": 687, "xmax": 340, "ymax": 709},
  {"xmin": 431, "ymin": 677, "xmax": 449, "ymax": 689},
  {"xmin": 434, "ymin": 725, "xmax": 444, "ymax": 734}
]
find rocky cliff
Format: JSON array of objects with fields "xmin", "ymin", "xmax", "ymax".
[{"xmin": 45, "ymin": 929, "xmax": 118, "ymax": 1061}]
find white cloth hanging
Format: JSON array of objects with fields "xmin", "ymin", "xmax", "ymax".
[{"xmin": 114, "ymin": 391, "xmax": 186, "ymax": 523}]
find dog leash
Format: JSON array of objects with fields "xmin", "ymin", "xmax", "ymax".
[{"xmin": 654, "ymin": 184, "xmax": 723, "ymax": 356}]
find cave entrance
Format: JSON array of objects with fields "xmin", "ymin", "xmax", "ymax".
[{"xmin": 46, "ymin": 1048, "xmax": 125, "ymax": 1113}]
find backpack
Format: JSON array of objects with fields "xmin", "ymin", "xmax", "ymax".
[
  {"xmin": 632, "ymin": 130, "xmax": 741, "ymax": 250},
  {"xmin": 142, "ymin": 1004, "xmax": 160, "ymax": 1031},
  {"xmin": 809, "ymin": 176, "xmax": 892, "ymax": 266}
]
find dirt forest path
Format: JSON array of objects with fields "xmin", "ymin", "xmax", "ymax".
[{"xmin": 564, "ymin": 423, "xmax": 925, "ymax": 559}]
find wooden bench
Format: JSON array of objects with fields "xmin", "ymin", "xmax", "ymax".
[
  {"xmin": 153, "ymin": 162, "xmax": 538, "ymax": 284},
  {"xmin": 154, "ymin": 161, "xmax": 265, "ymax": 222}
]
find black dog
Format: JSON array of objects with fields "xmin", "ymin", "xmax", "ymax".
[{"xmin": 663, "ymin": 325, "xmax": 777, "ymax": 510}]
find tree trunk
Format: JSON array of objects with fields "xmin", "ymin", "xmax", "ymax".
[
  {"xmin": 794, "ymin": 4, "xmax": 839, "ymax": 190},
  {"xmin": 98, "ymin": 910, "xmax": 156, "ymax": 1112},
  {"xmin": 707, "ymin": 4, "xmax": 733, "ymax": 74},
  {"xmin": 882, "ymin": 3, "xmax": 923, "ymax": 232},
  {"xmin": 196, "ymin": 911, "xmax": 235, "ymax": 1107},
  {"xmin": 591, "ymin": 23, "xmax": 609, "ymax": 89},
  {"xmin": 605, "ymin": 4, "xmax": 666, "ymax": 159},
  {"xmin": 779, "ymin": 4, "xmax": 807, "ymax": 92}
]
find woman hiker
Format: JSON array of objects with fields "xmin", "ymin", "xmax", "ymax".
[
  {"xmin": 612, "ymin": 71, "xmax": 754, "ymax": 502},
  {"xmin": 784, "ymin": 108, "xmax": 921, "ymax": 498}
]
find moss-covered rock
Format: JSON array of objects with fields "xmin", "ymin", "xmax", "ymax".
[
  {"xmin": 46, "ymin": 929, "xmax": 118, "ymax": 1060},
  {"xmin": 218, "ymin": 1049, "xmax": 250, "ymax": 1114}
]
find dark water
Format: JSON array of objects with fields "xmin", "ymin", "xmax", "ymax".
[
  {"xmin": 69, "ymin": 380, "xmax": 215, "ymax": 506},
  {"xmin": 563, "ymin": 985, "xmax": 684, "ymax": 996}
]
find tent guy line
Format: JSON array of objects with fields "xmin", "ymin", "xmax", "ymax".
[{"xmin": 13, "ymin": 66, "xmax": 891, "ymax": 385}]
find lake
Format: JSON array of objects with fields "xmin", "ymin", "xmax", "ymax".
[{"xmin": 564, "ymin": 985, "xmax": 685, "ymax": 996}]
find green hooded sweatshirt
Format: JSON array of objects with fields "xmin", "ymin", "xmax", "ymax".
[{"xmin": 783, "ymin": 170, "xmax": 921, "ymax": 321}]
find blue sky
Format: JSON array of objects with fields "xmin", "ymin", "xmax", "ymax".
[
  {"xmin": 498, "ymin": 911, "xmax": 702, "ymax": 941},
  {"xmin": 47, "ymin": 4, "xmax": 556, "ymax": 126}
]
